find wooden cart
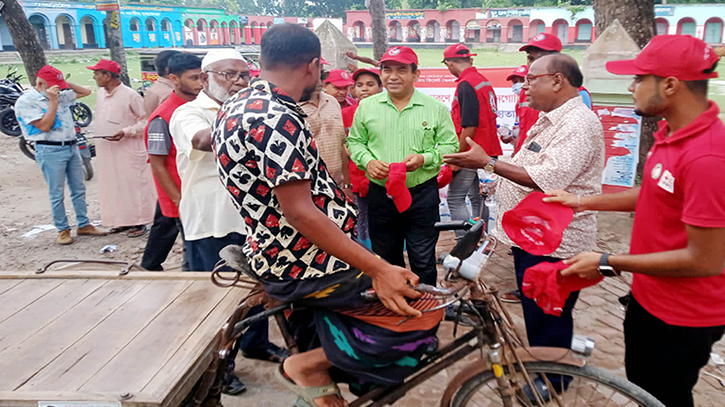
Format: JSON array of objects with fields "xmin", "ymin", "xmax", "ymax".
[{"xmin": 0, "ymin": 268, "xmax": 246, "ymax": 407}]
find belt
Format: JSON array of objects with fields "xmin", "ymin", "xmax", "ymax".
[{"xmin": 35, "ymin": 140, "xmax": 77, "ymax": 146}]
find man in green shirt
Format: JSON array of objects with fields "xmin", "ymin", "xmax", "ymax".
[{"xmin": 348, "ymin": 46, "xmax": 459, "ymax": 285}]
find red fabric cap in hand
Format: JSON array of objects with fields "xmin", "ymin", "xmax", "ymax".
[
  {"xmin": 437, "ymin": 165, "xmax": 453, "ymax": 188},
  {"xmin": 522, "ymin": 261, "xmax": 603, "ymax": 316},
  {"xmin": 386, "ymin": 162, "xmax": 412, "ymax": 212},
  {"xmin": 359, "ymin": 178, "xmax": 370, "ymax": 197},
  {"xmin": 348, "ymin": 160, "xmax": 368, "ymax": 196},
  {"xmin": 502, "ymin": 191, "xmax": 574, "ymax": 256}
]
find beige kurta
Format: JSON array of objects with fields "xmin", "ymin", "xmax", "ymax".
[{"xmin": 93, "ymin": 84, "xmax": 156, "ymax": 228}]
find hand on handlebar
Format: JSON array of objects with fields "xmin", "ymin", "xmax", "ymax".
[{"xmin": 371, "ymin": 265, "xmax": 423, "ymax": 317}]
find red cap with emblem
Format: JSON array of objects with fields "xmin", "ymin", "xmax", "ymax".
[
  {"xmin": 380, "ymin": 46, "xmax": 419, "ymax": 66},
  {"xmin": 352, "ymin": 67, "xmax": 380, "ymax": 81},
  {"xmin": 325, "ymin": 69, "xmax": 355, "ymax": 87},
  {"xmin": 443, "ymin": 43, "xmax": 477, "ymax": 61},
  {"xmin": 502, "ymin": 191, "xmax": 574, "ymax": 256},
  {"xmin": 85, "ymin": 59, "xmax": 122, "ymax": 74},
  {"xmin": 606, "ymin": 35, "xmax": 719, "ymax": 81},
  {"xmin": 519, "ymin": 33, "xmax": 563, "ymax": 53},
  {"xmin": 36, "ymin": 65, "xmax": 69, "ymax": 90},
  {"xmin": 507, "ymin": 65, "xmax": 529, "ymax": 81}
]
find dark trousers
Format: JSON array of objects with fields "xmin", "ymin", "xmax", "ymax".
[
  {"xmin": 367, "ymin": 178, "xmax": 440, "ymax": 286},
  {"xmin": 513, "ymin": 247, "xmax": 579, "ymax": 348},
  {"xmin": 624, "ymin": 295, "xmax": 725, "ymax": 407},
  {"xmin": 140, "ymin": 202, "xmax": 188, "ymax": 271}
]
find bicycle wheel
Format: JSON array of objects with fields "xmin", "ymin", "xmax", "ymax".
[
  {"xmin": 72, "ymin": 103, "xmax": 93, "ymax": 127},
  {"xmin": 451, "ymin": 361, "xmax": 664, "ymax": 407}
]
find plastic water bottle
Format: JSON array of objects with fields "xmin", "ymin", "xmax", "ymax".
[
  {"xmin": 484, "ymin": 195, "xmax": 497, "ymax": 235},
  {"xmin": 512, "ymin": 121, "xmax": 520, "ymax": 139},
  {"xmin": 439, "ymin": 201, "xmax": 451, "ymax": 222}
]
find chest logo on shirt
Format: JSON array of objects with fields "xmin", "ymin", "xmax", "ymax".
[
  {"xmin": 657, "ymin": 170, "xmax": 675, "ymax": 193},
  {"xmin": 651, "ymin": 163, "xmax": 663, "ymax": 180},
  {"xmin": 489, "ymin": 91, "xmax": 497, "ymax": 113},
  {"xmin": 422, "ymin": 121, "xmax": 427, "ymax": 127}
]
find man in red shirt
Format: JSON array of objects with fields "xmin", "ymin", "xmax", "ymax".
[
  {"xmin": 443, "ymin": 44, "xmax": 501, "ymax": 238},
  {"xmin": 547, "ymin": 35, "xmax": 725, "ymax": 407}
]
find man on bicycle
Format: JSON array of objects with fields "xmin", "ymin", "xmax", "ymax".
[
  {"xmin": 547, "ymin": 34, "xmax": 725, "ymax": 407},
  {"xmin": 214, "ymin": 23, "xmax": 443, "ymax": 407}
]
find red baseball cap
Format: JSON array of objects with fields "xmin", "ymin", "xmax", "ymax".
[
  {"xmin": 36, "ymin": 65, "xmax": 69, "ymax": 90},
  {"xmin": 443, "ymin": 44, "xmax": 477, "ymax": 61},
  {"xmin": 85, "ymin": 59, "xmax": 121, "ymax": 74},
  {"xmin": 502, "ymin": 191, "xmax": 574, "ymax": 256},
  {"xmin": 437, "ymin": 165, "xmax": 453, "ymax": 188},
  {"xmin": 321, "ymin": 57, "xmax": 330, "ymax": 66},
  {"xmin": 606, "ymin": 35, "xmax": 719, "ymax": 81},
  {"xmin": 520, "ymin": 33, "xmax": 562, "ymax": 53},
  {"xmin": 352, "ymin": 67, "xmax": 380, "ymax": 81},
  {"xmin": 380, "ymin": 46, "xmax": 419, "ymax": 66},
  {"xmin": 507, "ymin": 65, "xmax": 529, "ymax": 81},
  {"xmin": 325, "ymin": 69, "xmax": 354, "ymax": 87}
]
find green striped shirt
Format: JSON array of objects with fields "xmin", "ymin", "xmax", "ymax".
[{"xmin": 347, "ymin": 89, "xmax": 459, "ymax": 188}]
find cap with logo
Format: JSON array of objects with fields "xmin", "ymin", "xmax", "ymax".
[
  {"xmin": 606, "ymin": 35, "xmax": 719, "ymax": 81},
  {"xmin": 519, "ymin": 33, "xmax": 563, "ymax": 53},
  {"xmin": 443, "ymin": 43, "xmax": 477, "ymax": 62},
  {"xmin": 507, "ymin": 65, "xmax": 529, "ymax": 81},
  {"xmin": 85, "ymin": 59, "xmax": 122, "ymax": 74},
  {"xmin": 37, "ymin": 65, "xmax": 69, "ymax": 90},
  {"xmin": 379, "ymin": 46, "xmax": 419, "ymax": 66},
  {"xmin": 501, "ymin": 191, "xmax": 574, "ymax": 256},
  {"xmin": 352, "ymin": 67, "xmax": 380, "ymax": 82},
  {"xmin": 325, "ymin": 69, "xmax": 355, "ymax": 87}
]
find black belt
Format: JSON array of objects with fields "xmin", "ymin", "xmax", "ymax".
[{"xmin": 35, "ymin": 140, "xmax": 77, "ymax": 146}]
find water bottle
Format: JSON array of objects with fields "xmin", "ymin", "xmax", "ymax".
[
  {"xmin": 512, "ymin": 121, "xmax": 520, "ymax": 139},
  {"xmin": 484, "ymin": 195, "xmax": 497, "ymax": 234},
  {"xmin": 439, "ymin": 201, "xmax": 451, "ymax": 222}
]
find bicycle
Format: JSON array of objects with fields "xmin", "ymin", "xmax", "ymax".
[{"xmin": 210, "ymin": 219, "xmax": 665, "ymax": 407}]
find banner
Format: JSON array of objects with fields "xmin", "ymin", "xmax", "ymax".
[
  {"xmin": 386, "ymin": 11, "xmax": 425, "ymax": 20},
  {"xmin": 96, "ymin": 0, "xmax": 119, "ymax": 11}
]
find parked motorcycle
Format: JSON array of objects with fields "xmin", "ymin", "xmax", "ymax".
[{"xmin": 18, "ymin": 125, "xmax": 95, "ymax": 181}]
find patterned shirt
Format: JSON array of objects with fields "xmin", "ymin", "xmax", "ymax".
[
  {"xmin": 300, "ymin": 92, "xmax": 347, "ymax": 186},
  {"xmin": 14, "ymin": 88, "xmax": 77, "ymax": 142},
  {"xmin": 213, "ymin": 79, "xmax": 358, "ymax": 281},
  {"xmin": 493, "ymin": 96, "xmax": 604, "ymax": 258}
]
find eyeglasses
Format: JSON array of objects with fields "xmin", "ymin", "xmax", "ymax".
[
  {"xmin": 206, "ymin": 70, "xmax": 250, "ymax": 82},
  {"xmin": 524, "ymin": 73, "xmax": 557, "ymax": 84},
  {"xmin": 321, "ymin": 71, "xmax": 330, "ymax": 81}
]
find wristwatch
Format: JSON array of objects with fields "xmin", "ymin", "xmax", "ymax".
[
  {"xmin": 484, "ymin": 157, "xmax": 498, "ymax": 174},
  {"xmin": 597, "ymin": 253, "xmax": 619, "ymax": 277},
  {"xmin": 341, "ymin": 184, "xmax": 352, "ymax": 189}
]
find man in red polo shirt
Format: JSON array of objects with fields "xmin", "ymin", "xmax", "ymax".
[
  {"xmin": 443, "ymin": 44, "xmax": 501, "ymax": 238},
  {"xmin": 547, "ymin": 35, "xmax": 725, "ymax": 407}
]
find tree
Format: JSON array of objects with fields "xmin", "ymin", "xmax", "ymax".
[
  {"xmin": 0, "ymin": 0, "xmax": 48, "ymax": 85},
  {"xmin": 593, "ymin": 0, "xmax": 656, "ymax": 173},
  {"xmin": 369, "ymin": 0, "xmax": 388, "ymax": 60},
  {"xmin": 104, "ymin": 10, "xmax": 131, "ymax": 86}
]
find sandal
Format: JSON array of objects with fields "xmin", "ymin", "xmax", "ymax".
[
  {"xmin": 275, "ymin": 364, "xmax": 343, "ymax": 407},
  {"xmin": 126, "ymin": 225, "xmax": 149, "ymax": 238},
  {"xmin": 500, "ymin": 289, "xmax": 522, "ymax": 304},
  {"xmin": 108, "ymin": 226, "xmax": 130, "ymax": 234}
]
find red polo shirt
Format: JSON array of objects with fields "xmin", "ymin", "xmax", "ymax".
[{"xmin": 630, "ymin": 102, "xmax": 725, "ymax": 327}]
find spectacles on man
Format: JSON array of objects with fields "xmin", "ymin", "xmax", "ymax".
[
  {"xmin": 206, "ymin": 70, "xmax": 251, "ymax": 82},
  {"xmin": 524, "ymin": 73, "xmax": 557, "ymax": 84}
]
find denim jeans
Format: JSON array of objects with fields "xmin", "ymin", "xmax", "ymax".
[
  {"xmin": 35, "ymin": 144, "xmax": 89, "ymax": 232},
  {"xmin": 447, "ymin": 168, "xmax": 482, "ymax": 238}
]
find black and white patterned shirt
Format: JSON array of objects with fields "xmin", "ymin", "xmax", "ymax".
[{"xmin": 213, "ymin": 79, "xmax": 358, "ymax": 281}]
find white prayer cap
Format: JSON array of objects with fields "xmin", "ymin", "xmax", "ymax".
[{"xmin": 201, "ymin": 49, "xmax": 246, "ymax": 71}]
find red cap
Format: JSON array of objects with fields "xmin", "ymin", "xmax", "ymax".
[
  {"xmin": 325, "ymin": 69, "xmax": 354, "ymax": 87},
  {"xmin": 380, "ymin": 46, "xmax": 418, "ymax": 66},
  {"xmin": 522, "ymin": 261, "xmax": 602, "ymax": 316},
  {"xmin": 37, "ymin": 65, "xmax": 69, "ymax": 90},
  {"xmin": 501, "ymin": 191, "xmax": 574, "ymax": 256},
  {"xmin": 250, "ymin": 67, "xmax": 261, "ymax": 78},
  {"xmin": 85, "ymin": 59, "xmax": 121, "ymax": 74},
  {"xmin": 606, "ymin": 35, "xmax": 719, "ymax": 81},
  {"xmin": 506, "ymin": 65, "xmax": 529, "ymax": 81},
  {"xmin": 352, "ymin": 67, "xmax": 380, "ymax": 81},
  {"xmin": 519, "ymin": 33, "xmax": 562, "ymax": 53},
  {"xmin": 443, "ymin": 44, "xmax": 477, "ymax": 61},
  {"xmin": 321, "ymin": 57, "xmax": 330, "ymax": 66},
  {"xmin": 437, "ymin": 165, "xmax": 453, "ymax": 188}
]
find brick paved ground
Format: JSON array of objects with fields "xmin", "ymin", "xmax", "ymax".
[{"xmin": 222, "ymin": 212, "xmax": 725, "ymax": 407}]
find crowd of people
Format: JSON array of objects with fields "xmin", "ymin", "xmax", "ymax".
[{"xmin": 13, "ymin": 24, "xmax": 725, "ymax": 407}]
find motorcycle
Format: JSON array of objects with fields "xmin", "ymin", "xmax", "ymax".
[{"xmin": 18, "ymin": 125, "xmax": 95, "ymax": 181}]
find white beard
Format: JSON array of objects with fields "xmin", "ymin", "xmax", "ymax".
[{"xmin": 208, "ymin": 78, "xmax": 231, "ymax": 103}]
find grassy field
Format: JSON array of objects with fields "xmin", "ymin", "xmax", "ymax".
[{"xmin": 4, "ymin": 46, "xmax": 724, "ymax": 111}]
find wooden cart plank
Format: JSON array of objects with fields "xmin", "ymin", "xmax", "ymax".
[
  {"xmin": 0, "ymin": 280, "xmax": 145, "ymax": 392},
  {"xmin": 0, "ymin": 279, "xmax": 65, "ymax": 324},
  {"xmin": 143, "ymin": 288, "xmax": 246, "ymax": 407},
  {"xmin": 0, "ymin": 280, "xmax": 23, "ymax": 297},
  {"xmin": 17, "ymin": 280, "xmax": 194, "ymax": 393},
  {"xmin": 0, "ymin": 279, "xmax": 106, "ymax": 357},
  {"xmin": 0, "ymin": 271, "xmax": 227, "ymax": 281},
  {"xmin": 0, "ymin": 391, "xmax": 159, "ymax": 407},
  {"xmin": 80, "ymin": 281, "xmax": 230, "ymax": 395}
]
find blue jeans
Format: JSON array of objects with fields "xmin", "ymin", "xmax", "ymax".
[
  {"xmin": 35, "ymin": 144, "xmax": 89, "ymax": 232},
  {"xmin": 447, "ymin": 168, "xmax": 482, "ymax": 238}
]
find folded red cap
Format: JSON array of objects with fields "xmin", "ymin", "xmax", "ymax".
[
  {"xmin": 36, "ymin": 65, "xmax": 69, "ymax": 90},
  {"xmin": 386, "ymin": 162, "xmax": 412, "ymax": 212},
  {"xmin": 352, "ymin": 67, "xmax": 380, "ymax": 81},
  {"xmin": 443, "ymin": 43, "xmax": 477, "ymax": 61},
  {"xmin": 85, "ymin": 59, "xmax": 121, "ymax": 74},
  {"xmin": 380, "ymin": 46, "xmax": 419, "ymax": 66},
  {"xmin": 502, "ymin": 191, "xmax": 574, "ymax": 256},
  {"xmin": 507, "ymin": 64, "xmax": 529, "ymax": 81},
  {"xmin": 437, "ymin": 165, "xmax": 453, "ymax": 188},
  {"xmin": 325, "ymin": 69, "xmax": 354, "ymax": 87},
  {"xmin": 519, "ymin": 33, "xmax": 563, "ymax": 53},
  {"xmin": 606, "ymin": 35, "xmax": 719, "ymax": 81},
  {"xmin": 522, "ymin": 261, "xmax": 603, "ymax": 316}
]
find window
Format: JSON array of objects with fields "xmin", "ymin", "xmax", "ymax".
[
  {"xmin": 130, "ymin": 19, "xmax": 139, "ymax": 32},
  {"xmin": 146, "ymin": 18, "xmax": 155, "ymax": 32},
  {"xmin": 161, "ymin": 19, "xmax": 171, "ymax": 32}
]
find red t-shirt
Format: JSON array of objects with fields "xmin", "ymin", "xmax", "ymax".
[
  {"xmin": 630, "ymin": 102, "xmax": 725, "ymax": 327},
  {"xmin": 342, "ymin": 104, "xmax": 368, "ymax": 193},
  {"xmin": 514, "ymin": 88, "xmax": 539, "ymax": 154}
]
